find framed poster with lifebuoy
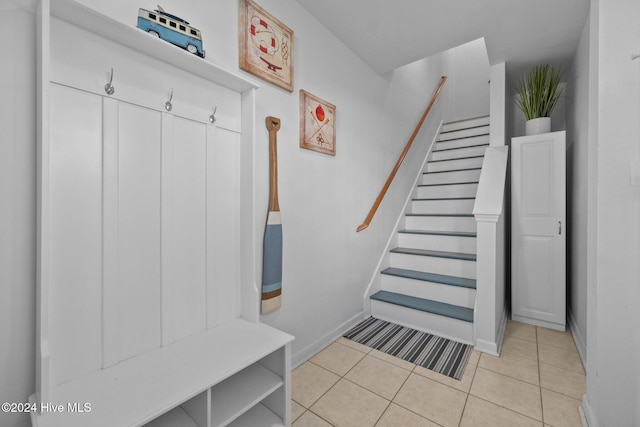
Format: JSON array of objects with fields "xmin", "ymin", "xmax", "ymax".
[
  {"xmin": 300, "ymin": 90, "xmax": 336, "ymax": 156},
  {"xmin": 239, "ymin": 0, "xmax": 294, "ymax": 92}
]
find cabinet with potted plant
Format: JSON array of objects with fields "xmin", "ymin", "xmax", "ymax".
[{"xmin": 511, "ymin": 64, "xmax": 567, "ymax": 330}]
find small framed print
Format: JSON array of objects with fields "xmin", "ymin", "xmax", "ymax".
[
  {"xmin": 239, "ymin": 0, "xmax": 294, "ymax": 92},
  {"xmin": 300, "ymin": 90, "xmax": 336, "ymax": 156}
]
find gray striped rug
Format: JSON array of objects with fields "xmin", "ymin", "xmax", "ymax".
[{"xmin": 343, "ymin": 317, "xmax": 472, "ymax": 380}]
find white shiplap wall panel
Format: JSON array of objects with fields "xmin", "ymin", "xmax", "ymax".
[
  {"xmin": 167, "ymin": 116, "xmax": 208, "ymax": 341},
  {"xmin": 49, "ymin": 84, "xmax": 103, "ymax": 386},
  {"xmin": 210, "ymin": 127, "xmax": 242, "ymax": 325},
  {"xmin": 112, "ymin": 101, "xmax": 162, "ymax": 362}
]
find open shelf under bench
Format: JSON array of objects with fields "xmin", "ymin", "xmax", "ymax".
[{"xmin": 31, "ymin": 320, "xmax": 293, "ymax": 427}]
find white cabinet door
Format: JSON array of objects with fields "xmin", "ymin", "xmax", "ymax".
[{"xmin": 511, "ymin": 131, "xmax": 566, "ymax": 330}]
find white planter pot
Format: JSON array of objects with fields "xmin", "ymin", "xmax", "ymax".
[{"xmin": 525, "ymin": 117, "xmax": 551, "ymax": 135}]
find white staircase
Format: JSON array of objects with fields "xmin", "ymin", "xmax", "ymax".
[{"xmin": 370, "ymin": 116, "xmax": 490, "ymax": 344}]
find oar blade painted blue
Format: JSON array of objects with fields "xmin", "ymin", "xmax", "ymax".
[{"xmin": 262, "ymin": 211, "xmax": 282, "ymax": 314}]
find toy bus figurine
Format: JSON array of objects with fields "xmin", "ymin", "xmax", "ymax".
[{"xmin": 137, "ymin": 5, "xmax": 205, "ymax": 58}]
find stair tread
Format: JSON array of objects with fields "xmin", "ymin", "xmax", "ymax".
[
  {"xmin": 443, "ymin": 115, "xmax": 490, "ymax": 126},
  {"xmin": 438, "ymin": 133, "xmax": 490, "ymax": 142},
  {"xmin": 440, "ymin": 124, "xmax": 489, "ymax": 135},
  {"xmin": 391, "ymin": 247, "xmax": 476, "ymax": 261},
  {"xmin": 429, "ymin": 155, "xmax": 485, "ymax": 163},
  {"xmin": 418, "ymin": 181, "xmax": 479, "ymax": 187},
  {"xmin": 412, "ymin": 196, "xmax": 475, "ymax": 201},
  {"xmin": 371, "ymin": 290, "xmax": 474, "ymax": 322},
  {"xmin": 434, "ymin": 143, "xmax": 489, "ymax": 153},
  {"xmin": 424, "ymin": 167, "xmax": 481, "ymax": 175},
  {"xmin": 406, "ymin": 213, "xmax": 474, "ymax": 217},
  {"xmin": 381, "ymin": 267, "xmax": 476, "ymax": 289},
  {"xmin": 399, "ymin": 229, "xmax": 477, "ymax": 238}
]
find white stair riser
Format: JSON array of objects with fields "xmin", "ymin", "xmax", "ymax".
[
  {"xmin": 441, "ymin": 116, "xmax": 490, "ymax": 133},
  {"xmin": 436, "ymin": 134, "xmax": 490, "ymax": 151},
  {"xmin": 426, "ymin": 156, "xmax": 484, "ymax": 172},
  {"xmin": 411, "ymin": 198, "xmax": 475, "ymax": 214},
  {"xmin": 398, "ymin": 233, "xmax": 477, "ymax": 254},
  {"xmin": 370, "ymin": 300, "xmax": 474, "ymax": 344},
  {"xmin": 416, "ymin": 183, "xmax": 478, "ymax": 198},
  {"xmin": 390, "ymin": 253, "xmax": 476, "ymax": 279},
  {"xmin": 431, "ymin": 145, "xmax": 487, "ymax": 161},
  {"xmin": 439, "ymin": 126, "xmax": 489, "ymax": 141},
  {"xmin": 421, "ymin": 169, "xmax": 481, "ymax": 185},
  {"xmin": 381, "ymin": 274, "xmax": 476, "ymax": 308},
  {"xmin": 404, "ymin": 215, "xmax": 476, "ymax": 232}
]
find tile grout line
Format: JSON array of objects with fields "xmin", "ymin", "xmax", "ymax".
[
  {"xmin": 336, "ymin": 343, "xmax": 403, "ymax": 426},
  {"xmin": 468, "ymin": 339, "xmax": 547, "ymax": 423},
  {"xmin": 471, "ymin": 340, "xmax": 546, "ymax": 425},
  {"xmin": 372, "ymin": 364, "xmax": 419, "ymax": 426},
  {"xmin": 465, "ymin": 395, "xmax": 546, "ymax": 425},
  {"xmin": 296, "ymin": 357, "xmax": 344, "ymax": 426},
  {"xmin": 457, "ymin": 361, "xmax": 477, "ymax": 427},
  {"xmin": 473, "ymin": 357, "xmax": 541, "ymax": 387},
  {"xmin": 470, "ymin": 367, "xmax": 545, "ymax": 421},
  {"xmin": 536, "ymin": 326, "xmax": 546, "ymax": 425},
  {"xmin": 304, "ymin": 342, "xmax": 379, "ymax": 427}
]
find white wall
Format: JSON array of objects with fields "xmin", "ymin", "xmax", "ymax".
[
  {"xmin": 245, "ymin": 3, "xmax": 449, "ymax": 365},
  {"xmin": 443, "ymin": 38, "xmax": 490, "ymax": 122},
  {"xmin": 582, "ymin": 0, "xmax": 640, "ymax": 425},
  {"xmin": 565, "ymin": 15, "xmax": 590, "ymax": 363},
  {"xmin": 0, "ymin": 5, "xmax": 450, "ymax": 424},
  {"xmin": 0, "ymin": 4, "xmax": 36, "ymax": 427}
]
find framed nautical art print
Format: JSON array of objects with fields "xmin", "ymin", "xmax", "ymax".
[
  {"xmin": 300, "ymin": 90, "xmax": 336, "ymax": 156},
  {"xmin": 239, "ymin": 0, "xmax": 294, "ymax": 92}
]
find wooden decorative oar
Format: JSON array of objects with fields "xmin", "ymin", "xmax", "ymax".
[{"xmin": 262, "ymin": 116, "xmax": 283, "ymax": 314}]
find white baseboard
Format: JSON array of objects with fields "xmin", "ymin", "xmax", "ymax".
[
  {"xmin": 511, "ymin": 314, "xmax": 565, "ymax": 331},
  {"xmin": 579, "ymin": 404, "xmax": 588, "ymax": 427},
  {"xmin": 495, "ymin": 305, "xmax": 508, "ymax": 354},
  {"xmin": 474, "ymin": 305, "xmax": 507, "ymax": 356},
  {"xmin": 582, "ymin": 395, "xmax": 598, "ymax": 427},
  {"xmin": 568, "ymin": 309, "xmax": 587, "ymax": 367},
  {"xmin": 291, "ymin": 311, "xmax": 365, "ymax": 368},
  {"xmin": 474, "ymin": 338, "xmax": 499, "ymax": 356}
]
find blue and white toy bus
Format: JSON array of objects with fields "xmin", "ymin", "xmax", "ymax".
[{"xmin": 137, "ymin": 6, "xmax": 205, "ymax": 58}]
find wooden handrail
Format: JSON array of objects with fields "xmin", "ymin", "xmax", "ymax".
[{"xmin": 356, "ymin": 76, "xmax": 447, "ymax": 232}]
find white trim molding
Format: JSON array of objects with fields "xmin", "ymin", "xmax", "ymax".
[{"xmin": 473, "ymin": 146, "xmax": 508, "ymax": 354}]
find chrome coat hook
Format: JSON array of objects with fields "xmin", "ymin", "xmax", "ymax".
[
  {"xmin": 104, "ymin": 68, "xmax": 115, "ymax": 95},
  {"xmin": 165, "ymin": 89, "xmax": 173, "ymax": 111},
  {"xmin": 209, "ymin": 105, "xmax": 218, "ymax": 124}
]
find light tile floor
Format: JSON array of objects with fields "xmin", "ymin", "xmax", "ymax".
[{"xmin": 291, "ymin": 320, "xmax": 586, "ymax": 427}]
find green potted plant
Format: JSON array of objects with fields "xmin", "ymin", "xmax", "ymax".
[{"xmin": 516, "ymin": 64, "xmax": 563, "ymax": 135}]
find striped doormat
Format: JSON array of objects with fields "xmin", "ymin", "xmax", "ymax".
[{"xmin": 343, "ymin": 317, "xmax": 472, "ymax": 380}]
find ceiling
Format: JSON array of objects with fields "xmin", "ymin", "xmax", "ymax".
[{"xmin": 295, "ymin": 0, "xmax": 589, "ymax": 83}]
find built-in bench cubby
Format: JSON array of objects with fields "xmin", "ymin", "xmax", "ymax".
[{"xmin": 29, "ymin": 1, "xmax": 293, "ymax": 426}]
